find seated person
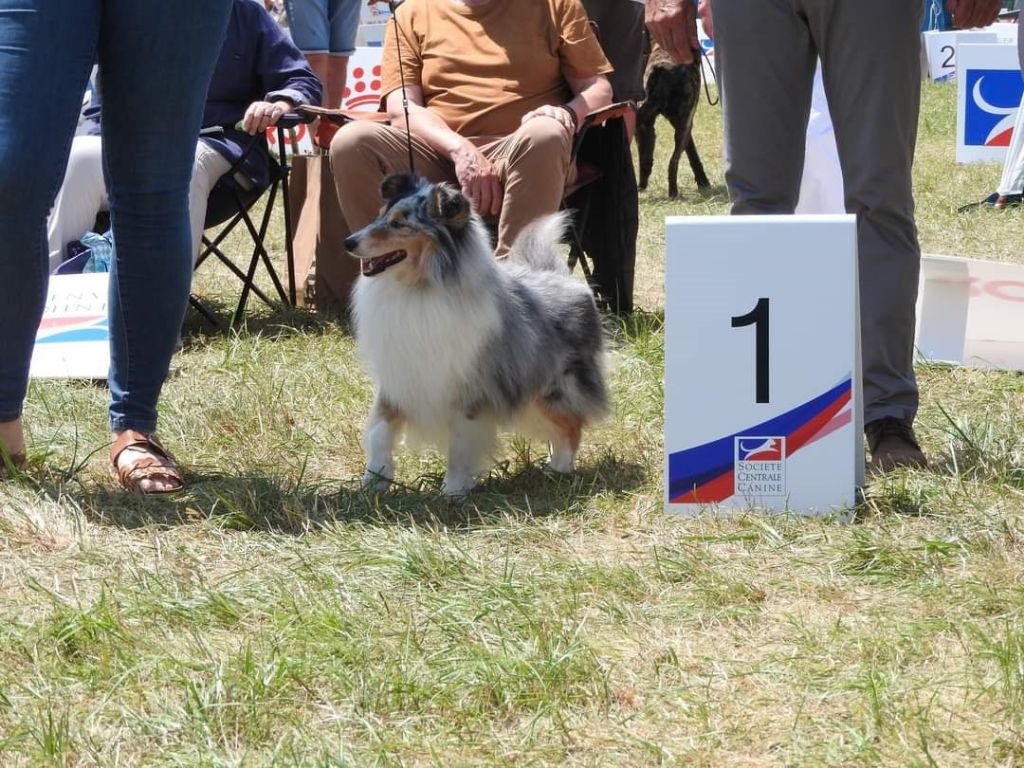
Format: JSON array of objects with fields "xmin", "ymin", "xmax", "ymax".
[
  {"xmin": 330, "ymin": 0, "xmax": 613, "ymax": 258},
  {"xmin": 47, "ymin": 0, "xmax": 321, "ymax": 272}
]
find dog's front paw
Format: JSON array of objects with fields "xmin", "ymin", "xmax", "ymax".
[
  {"xmin": 440, "ymin": 473, "xmax": 475, "ymax": 498},
  {"xmin": 547, "ymin": 447, "xmax": 575, "ymax": 474},
  {"xmin": 547, "ymin": 456, "xmax": 575, "ymax": 474},
  {"xmin": 363, "ymin": 468, "xmax": 393, "ymax": 493}
]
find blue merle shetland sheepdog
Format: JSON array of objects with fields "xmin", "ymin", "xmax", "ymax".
[{"xmin": 344, "ymin": 173, "xmax": 608, "ymax": 496}]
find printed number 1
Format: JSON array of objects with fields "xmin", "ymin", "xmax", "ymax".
[{"xmin": 731, "ymin": 298, "xmax": 769, "ymax": 403}]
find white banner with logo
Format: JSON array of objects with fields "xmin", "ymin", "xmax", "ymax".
[
  {"xmin": 30, "ymin": 273, "xmax": 110, "ymax": 380},
  {"xmin": 957, "ymin": 42, "xmax": 1023, "ymax": 164},
  {"xmin": 916, "ymin": 254, "xmax": 1024, "ymax": 370}
]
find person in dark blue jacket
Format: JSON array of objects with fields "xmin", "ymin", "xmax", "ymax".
[{"xmin": 48, "ymin": 0, "xmax": 322, "ymax": 271}]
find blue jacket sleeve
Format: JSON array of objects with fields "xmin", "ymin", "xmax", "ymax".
[{"xmin": 255, "ymin": 7, "xmax": 323, "ymax": 107}]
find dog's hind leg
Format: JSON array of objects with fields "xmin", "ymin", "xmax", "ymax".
[
  {"xmin": 363, "ymin": 396, "xmax": 404, "ymax": 491},
  {"xmin": 635, "ymin": 106, "xmax": 656, "ymax": 192},
  {"xmin": 442, "ymin": 411, "xmax": 497, "ymax": 497},
  {"xmin": 666, "ymin": 114, "xmax": 688, "ymax": 199},
  {"xmin": 686, "ymin": 136, "xmax": 710, "ymax": 190}
]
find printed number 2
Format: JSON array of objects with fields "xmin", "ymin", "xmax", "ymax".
[
  {"xmin": 941, "ymin": 45, "xmax": 954, "ymax": 70},
  {"xmin": 731, "ymin": 298, "xmax": 769, "ymax": 403}
]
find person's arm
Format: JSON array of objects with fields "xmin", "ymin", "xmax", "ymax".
[
  {"xmin": 945, "ymin": 0, "xmax": 1002, "ymax": 29},
  {"xmin": 520, "ymin": 73, "xmax": 613, "ymax": 136},
  {"xmin": 242, "ymin": 2, "xmax": 324, "ymax": 134},
  {"xmin": 533, "ymin": 0, "xmax": 613, "ymax": 133},
  {"xmin": 385, "ymin": 86, "xmax": 503, "ymax": 217},
  {"xmin": 698, "ymin": 0, "xmax": 713, "ymax": 39},
  {"xmin": 645, "ymin": 0, "xmax": 699, "ymax": 65}
]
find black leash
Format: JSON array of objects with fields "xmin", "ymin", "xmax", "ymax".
[
  {"xmin": 388, "ymin": 0, "xmax": 415, "ymax": 174},
  {"xmin": 698, "ymin": 45, "xmax": 719, "ymax": 107}
]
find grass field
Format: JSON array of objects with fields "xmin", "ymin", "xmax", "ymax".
[{"xmin": 3, "ymin": 82, "xmax": 1024, "ymax": 766}]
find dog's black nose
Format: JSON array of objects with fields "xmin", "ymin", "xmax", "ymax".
[{"xmin": 343, "ymin": 236, "xmax": 358, "ymax": 251}]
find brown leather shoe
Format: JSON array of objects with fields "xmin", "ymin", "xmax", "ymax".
[{"xmin": 866, "ymin": 417, "xmax": 927, "ymax": 472}]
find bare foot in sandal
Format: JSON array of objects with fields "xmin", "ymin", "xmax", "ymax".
[
  {"xmin": 111, "ymin": 429, "xmax": 185, "ymax": 494},
  {"xmin": 0, "ymin": 418, "xmax": 27, "ymax": 472}
]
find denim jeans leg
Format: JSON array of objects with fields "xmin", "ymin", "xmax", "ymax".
[
  {"xmin": 0, "ymin": 1, "xmax": 99, "ymax": 422},
  {"xmin": 100, "ymin": 0, "xmax": 232, "ymax": 433}
]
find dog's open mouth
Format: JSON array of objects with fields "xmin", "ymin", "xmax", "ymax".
[{"xmin": 361, "ymin": 250, "xmax": 408, "ymax": 277}]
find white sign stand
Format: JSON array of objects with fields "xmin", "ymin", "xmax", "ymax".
[
  {"xmin": 30, "ymin": 273, "xmax": 110, "ymax": 380},
  {"xmin": 922, "ymin": 29, "xmax": 998, "ymax": 83},
  {"xmin": 916, "ymin": 253, "xmax": 1024, "ymax": 370},
  {"xmin": 665, "ymin": 215, "xmax": 863, "ymax": 516},
  {"xmin": 957, "ymin": 42, "xmax": 1023, "ymax": 164}
]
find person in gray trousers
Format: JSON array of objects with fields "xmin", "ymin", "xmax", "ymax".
[{"xmin": 646, "ymin": 0, "xmax": 1003, "ymax": 471}]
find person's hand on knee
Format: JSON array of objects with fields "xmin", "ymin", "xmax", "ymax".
[
  {"xmin": 450, "ymin": 142, "xmax": 502, "ymax": 217},
  {"xmin": 521, "ymin": 104, "xmax": 577, "ymax": 137}
]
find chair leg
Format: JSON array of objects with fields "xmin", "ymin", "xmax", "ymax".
[
  {"xmin": 565, "ymin": 194, "xmax": 594, "ymax": 280},
  {"xmin": 234, "ymin": 251, "xmax": 261, "ymax": 327},
  {"xmin": 189, "ymin": 295, "xmax": 224, "ymax": 328},
  {"xmin": 208, "ymin": 241, "xmax": 279, "ymax": 308},
  {"xmin": 277, "ymin": 125, "xmax": 298, "ymax": 306},
  {"xmin": 196, "ymin": 164, "xmax": 300, "ymax": 323},
  {"xmin": 197, "ymin": 211, "xmax": 245, "ymax": 270},
  {"xmin": 570, "ymin": 238, "xmax": 592, "ymax": 280},
  {"xmin": 232, "ymin": 186, "xmax": 289, "ymax": 324},
  {"xmin": 253, "ymin": 182, "xmax": 289, "ymax": 304}
]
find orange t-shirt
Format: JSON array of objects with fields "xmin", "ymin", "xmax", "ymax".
[{"xmin": 380, "ymin": 0, "xmax": 613, "ymax": 138}]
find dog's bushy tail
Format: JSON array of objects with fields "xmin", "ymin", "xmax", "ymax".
[{"xmin": 506, "ymin": 212, "xmax": 570, "ymax": 275}]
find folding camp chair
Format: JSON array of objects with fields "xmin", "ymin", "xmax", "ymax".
[
  {"xmin": 563, "ymin": 101, "xmax": 639, "ymax": 314},
  {"xmin": 190, "ymin": 114, "xmax": 309, "ymax": 327}
]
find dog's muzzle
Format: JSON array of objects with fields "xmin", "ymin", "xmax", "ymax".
[{"xmin": 361, "ymin": 250, "xmax": 408, "ymax": 277}]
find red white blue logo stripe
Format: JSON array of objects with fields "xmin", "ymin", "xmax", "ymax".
[
  {"xmin": 35, "ymin": 315, "xmax": 108, "ymax": 344},
  {"xmin": 668, "ymin": 377, "xmax": 852, "ymax": 503}
]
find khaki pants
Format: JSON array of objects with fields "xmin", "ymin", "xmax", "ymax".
[{"xmin": 329, "ymin": 117, "xmax": 571, "ymax": 257}]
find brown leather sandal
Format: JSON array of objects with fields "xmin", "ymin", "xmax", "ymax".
[
  {"xmin": 0, "ymin": 447, "xmax": 26, "ymax": 475},
  {"xmin": 110, "ymin": 430, "xmax": 185, "ymax": 494}
]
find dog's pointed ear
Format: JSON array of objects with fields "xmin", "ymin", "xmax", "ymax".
[
  {"xmin": 428, "ymin": 183, "xmax": 471, "ymax": 228},
  {"xmin": 380, "ymin": 172, "xmax": 421, "ymax": 203}
]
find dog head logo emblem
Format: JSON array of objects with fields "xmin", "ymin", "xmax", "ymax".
[{"xmin": 736, "ymin": 437, "xmax": 784, "ymax": 462}]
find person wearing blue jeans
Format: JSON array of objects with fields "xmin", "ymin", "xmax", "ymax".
[
  {"xmin": 284, "ymin": 0, "xmax": 362, "ymax": 111},
  {"xmin": 0, "ymin": 0, "xmax": 232, "ymax": 492}
]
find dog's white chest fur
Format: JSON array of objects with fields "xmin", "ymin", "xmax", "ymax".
[{"xmin": 353, "ymin": 277, "xmax": 500, "ymax": 432}]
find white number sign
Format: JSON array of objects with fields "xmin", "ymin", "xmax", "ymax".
[{"xmin": 664, "ymin": 215, "xmax": 863, "ymax": 516}]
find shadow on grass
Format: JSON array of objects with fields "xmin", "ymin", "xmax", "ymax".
[
  {"xmin": 59, "ymin": 452, "xmax": 646, "ymax": 533},
  {"xmin": 181, "ymin": 297, "xmax": 351, "ymax": 348},
  {"xmin": 638, "ymin": 182, "xmax": 728, "ymax": 205},
  {"xmin": 849, "ymin": 465, "xmax": 955, "ymax": 520},
  {"xmin": 603, "ymin": 307, "xmax": 663, "ymax": 341}
]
